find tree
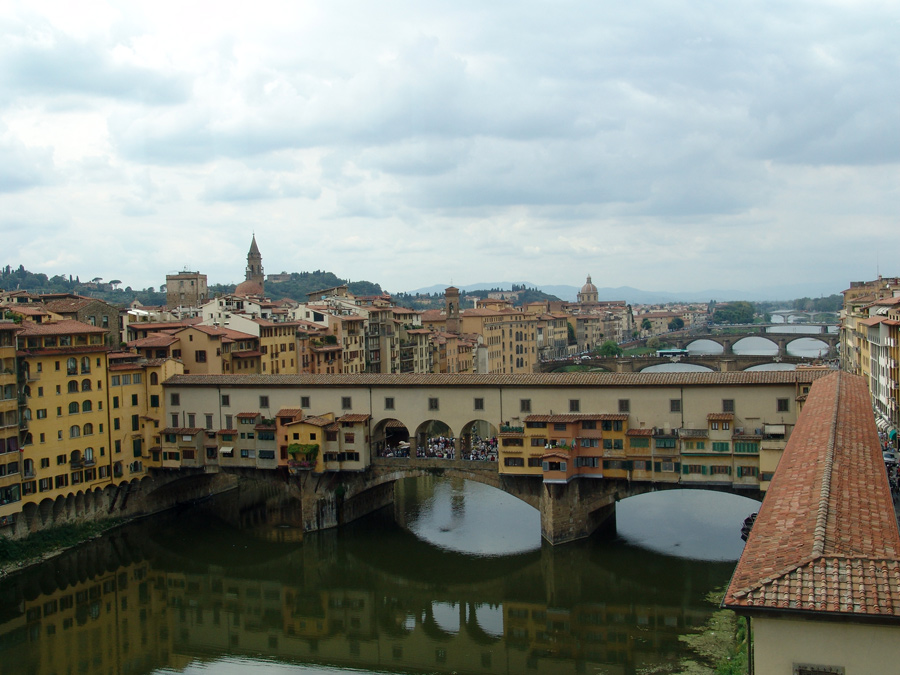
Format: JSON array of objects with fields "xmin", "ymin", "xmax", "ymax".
[
  {"xmin": 109, "ymin": 279, "xmax": 122, "ymax": 290},
  {"xmin": 647, "ymin": 336, "xmax": 661, "ymax": 349},
  {"xmin": 641, "ymin": 318, "xmax": 652, "ymax": 333},
  {"xmin": 667, "ymin": 317, "xmax": 684, "ymax": 331},
  {"xmin": 566, "ymin": 323, "xmax": 576, "ymax": 345},
  {"xmin": 596, "ymin": 340, "xmax": 623, "ymax": 357}
]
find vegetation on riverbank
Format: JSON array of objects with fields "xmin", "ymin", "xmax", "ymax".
[
  {"xmin": 0, "ymin": 519, "xmax": 124, "ymax": 571},
  {"xmin": 673, "ymin": 590, "xmax": 748, "ymax": 674}
]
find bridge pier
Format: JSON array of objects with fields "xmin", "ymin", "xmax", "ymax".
[{"xmin": 539, "ymin": 478, "xmax": 619, "ymax": 545}]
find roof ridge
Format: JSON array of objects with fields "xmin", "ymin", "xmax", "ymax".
[{"xmin": 812, "ymin": 370, "xmax": 841, "ymax": 557}]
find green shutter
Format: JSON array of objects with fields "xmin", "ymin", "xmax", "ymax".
[
  {"xmin": 654, "ymin": 461, "xmax": 661, "ymax": 472},
  {"xmin": 674, "ymin": 462, "xmax": 680, "ymax": 472},
  {"xmin": 682, "ymin": 464, "xmax": 689, "ymax": 475},
  {"xmin": 701, "ymin": 465, "xmax": 708, "ymax": 475},
  {"xmin": 736, "ymin": 466, "xmax": 742, "ymax": 477}
]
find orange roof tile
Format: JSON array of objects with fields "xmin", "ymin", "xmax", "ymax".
[{"xmin": 724, "ymin": 372, "xmax": 900, "ymax": 620}]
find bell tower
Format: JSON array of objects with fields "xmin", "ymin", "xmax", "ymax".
[{"xmin": 246, "ymin": 234, "xmax": 264, "ymax": 287}]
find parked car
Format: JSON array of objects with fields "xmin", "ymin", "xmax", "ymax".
[{"xmin": 883, "ymin": 451, "xmax": 897, "ymax": 465}]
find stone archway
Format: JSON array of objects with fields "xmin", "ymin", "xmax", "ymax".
[
  {"xmin": 372, "ymin": 418, "xmax": 412, "ymax": 457},
  {"xmin": 459, "ymin": 420, "xmax": 499, "ymax": 460},
  {"xmin": 414, "ymin": 420, "xmax": 456, "ymax": 458}
]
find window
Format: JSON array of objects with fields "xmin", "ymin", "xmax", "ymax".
[
  {"xmin": 341, "ymin": 397, "xmax": 351, "ymax": 410},
  {"xmin": 221, "ymin": 394, "xmax": 230, "ymax": 406},
  {"xmin": 113, "ymin": 418, "xmax": 120, "ymax": 431},
  {"xmin": 186, "ymin": 414, "xmax": 195, "ymax": 428},
  {"xmin": 170, "ymin": 393, "xmax": 180, "ymax": 406},
  {"xmin": 68, "ymin": 381, "xmax": 79, "ymax": 393},
  {"xmin": 711, "ymin": 465, "xmax": 730, "ymax": 475},
  {"xmin": 553, "ymin": 422, "xmax": 567, "ymax": 431},
  {"xmin": 629, "ymin": 437, "xmax": 649, "ymax": 448},
  {"xmin": 259, "ymin": 396, "xmax": 269, "ymax": 408},
  {"xmin": 582, "ymin": 420, "xmax": 596, "ymax": 430},
  {"xmin": 575, "ymin": 457, "xmax": 599, "ymax": 468},
  {"xmin": 68, "ymin": 401, "xmax": 79, "ymax": 414},
  {"xmin": 301, "ymin": 396, "xmax": 310, "ymax": 408},
  {"xmin": 777, "ymin": 398, "xmax": 790, "ymax": 412},
  {"xmin": 131, "ymin": 394, "xmax": 138, "ymax": 406},
  {"xmin": 133, "ymin": 373, "xmax": 141, "ymax": 384},
  {"xmin": 36, "ymin": 409, "xmax": 47, "ymax": 419},
  {"xmin": 737, "ymin": 466, "xmax": 759, "ymax": 477},
  {"xmin": 428, "ymin": 397, "xmax": 439, "ymax": 411},
  {"xmin": 520, "ymin": 399, "xmax": 531, "ymax": 413},
  {"xmin": 384, "ymin": 397, "xmax": 395, "ymax": 410},
  {"xmin": 569, "ymin": 399, "xmax": 580, "ymax": 413},
  {"xmin": 530, "ymin": 438, "xmax": 546, "ymax": 447},
  {"xmin": 711, "ymin": 422, "xmax": 719, "ymax": 430},
  {"xmin": 670, "ymin": 399, "xmax": 681, "ymax": 413},
  {"xmin": 150, "ymin": 372, "xmax": 159, "ymax": 386},
  {"xmin": 83, "ymin": 423, "xmax": 93, "ymax": 436},
  {"xmin": 150, "ymin": 395, "xmax": 159, "ymax": 408},
  {"xmin": 205, "ymin": 414, "xmax": 213, "ymax": 429},
  {"xmin": 722, "ymin": 399, "xmax": 735, "ymax": 413},
  {"xmin": 723, "ymin": 421, "xmax": 730, "ymax": 430},
  {"xmin": 225, "ymin": 415, "xmax": 233, "ymax": 428},
  {"xmin": 195, "ymin": 350, "xmax": 207, "ymax": 362},
  {"xmin": 113, "ymin": 396, "xmax": 119, "ymax": 409},
  {"xmin": 618, "ymin": 399, "xmax": 630, "ymax": 413},
  {"xmin": 504, "ymin": 457, "xmax": 525, "ymax": 467},
  {"xmin": 170, "ymin": 414, "xmax": 178, "ymax": 427},
  {"xmin": 473, "ymin": 397, "xmax": 484, "ymax": 411},
  {"xmin": 712, "ymin": 442, "xmax": 730, "ymax": 452}
]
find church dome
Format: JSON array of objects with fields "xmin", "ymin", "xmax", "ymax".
[
  {"xmin": 235, "ymin": 279, "xmax": 264, "ymax": 297},
  {"xmin": 580, "ymin": 275, "xmax": 597, "ymax": 295}
]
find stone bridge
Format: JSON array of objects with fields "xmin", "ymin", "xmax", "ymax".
[
  {"xmin": 290, "ymin": 457, "xmax": 762, "ymax": 545},
  {"xmin": 22, "ymin": 459, "xmax": 762, "ymax": 547},
  {"xmin": 542, "ymin": 354, "xmax": 814, "ymax": 373},
  {"xmin": 666, "ymin": 330, "xmax": 838, "ymax": 356}
]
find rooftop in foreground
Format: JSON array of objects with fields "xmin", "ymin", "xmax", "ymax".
[{"xmin": 724, "ymin": 371, "xmax": 900, "ymax": 621}]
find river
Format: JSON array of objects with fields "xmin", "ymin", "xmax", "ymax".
[{"xmin": 0, "ymin": 478, "xmax": 758, "ymax": 675}]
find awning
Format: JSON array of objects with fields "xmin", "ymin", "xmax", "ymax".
[
  {"xmin": 218, "ymin": 446, "xmax": 234, "ymax": 454},
  {"xmin": 890, "ymin": 429, "xmax": 898, "ymax": 440}
]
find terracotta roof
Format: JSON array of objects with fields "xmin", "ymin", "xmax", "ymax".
[
  {"xmin": 236, "ymin": 412, "xmax": 258, "ymax": 419},
  {"xmin": 276, "ymin": 408, "xmax": 304, "ymax": 418},
  {"xmin": 626, "ymin": 428, "xmax": 654, "ymax": 436},
  {"xmin": 303, "ymin": 416, "xmax": 333, "ymax": 427},
  {"xmin": 17, "ymin": 319, "xmax": 107, "ymax": 336},
  {"xmin": 163, "ymin": 371, "xmax": 829, "ymax": 389},
  {"xmin": 338, "ymin": 414, "xmax": 371, "ymax": 423},
  {"xmin": 216, "ymin": 429, "xmax": 238, "ymax": 435},
  {"xmin": 724, "ymin": 372, "xmax": 900, "ymax": 621},
  {"xmin": 162, "ymin": 427, "xmax": 204, "ymax": 435},
  {"xmin": 384, "ymin": 420, "xmax": 407, "ymax": 428},
  {"xmin": 707, "ymin": 413, "xmax": 735, "ymax": 421},
  {"xmin": 129, "ymin": 334, "xmax": 179, "ymax": 348}
]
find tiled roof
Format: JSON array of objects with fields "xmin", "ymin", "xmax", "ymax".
[
  {"xmin": 162, "ymin": 427, "xmax": 204, "ymax": 435},
  {"xmin": 276, "ymin": 408, "xmax": 304, "ymax": 418},
  {"xmin": 303, "ymin": 416, "xmax": 333, "ymax": 427},
  {"xmin": 17, "ymin": 319, "xmax": 107, "ymax": 336},
  {"xmin": 236, "ymin": 412, "xmax": 258, "ymax": 419},
  {"xmin": 707, "ymin": 413, "xmax": 735, "ymax": 421},
  {"xmin": 338, "ymin": 414, "xmax": 371, "ymax": 422},
  {"xmin": 626, "ymin": 428, "xmax": 654, "ymax": 436},
  {"xmin": 724, "ymin": 372, "xmax": 900, "ymax": 621},
  {"xmin": 163, "ymin": 371, "xmax": 829, "ymax": 389}
]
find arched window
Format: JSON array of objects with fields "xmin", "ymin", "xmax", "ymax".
[
  {"xmin": 150, "ymin": 372, "xmax": 159, "ymax": 386},
  {"xmin": 84, "ymin": 447, "xmax": 94, "ymax": 463},
  {"xmin": 23, "ymin": 408, "xmax": 32, "ymax": 420},
  {"xmin": 69, "ymin": 425, "xmax": 80, "ymax": 438},
  {"xmin": 68, "ymin": 401, "xmax": 79, "ymax": 414},
  {"xmin": 80, "ymin": 356, "xmax": 91, "ymax": 374},
  {"xmin": 22, "ymin": 385, "xmax": 30, "ymax": 398},
  {"xmin": 70, "ymin": 450, "xmax": 81, "ymax": 464},
  {"xmin": 81, "ymin": 379, "xmax": 91, "ymax": 391},
  {"xmin": 23, "ymin": 433, "xmax": 33, "ymax": 446},
  {"xmin": 82, "ymin": 400, "xmax": 92, "ymax": 413},
  {"xmin": 68, "ymin": 381, "xmax": 79, "ymax": 393},
  {"xmin": 23, "ymin": 458, "xmax": 34, "ymax": 477},
  {"xmin": 67, "ymin": 357, "xmax": 77, "ymax": 375},
  {"xmin": 83, "ymin": 423, "xmax": 93, "ymax": 436}
]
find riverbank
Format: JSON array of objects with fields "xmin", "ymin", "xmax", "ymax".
[
  {"xmin": 676, "ymin": 590, "xmax": 748, "ymax": 675},
  {"xmin": 0, "ymin": 517, "xmax": 126, "ymax": 578}
]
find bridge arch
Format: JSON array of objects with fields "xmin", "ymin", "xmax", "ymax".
[
  {"xmin": 372, "ymin": 418, "xmax": 411, "ymax": 457},
  {"xmin": 683, "ymin": 339, "xmax": 724, "ymax": 354},
  {"xmin": 459, "ymin": 419, "xmax": 499, "ymax": 458},
  {"xmin": 732, "ymin": 336, "xmax": 779, "ymax": 354},
  {"xmin": 415, "ymin": 419, "xmax": 456, "ymax": 457}
]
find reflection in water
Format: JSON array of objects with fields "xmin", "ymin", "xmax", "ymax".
[{"xmin": 0, "ymin": 480, "xmax": 742, "ymax": 675}]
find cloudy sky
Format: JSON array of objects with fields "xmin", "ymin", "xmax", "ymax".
[{"xmin": 1, "ymin": 0, "xmax": 897, "ymax": 297}]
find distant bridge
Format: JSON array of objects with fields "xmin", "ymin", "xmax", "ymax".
[{"xmin": 542, "ymin": 353, "xmax": 818, "ymax": 373}]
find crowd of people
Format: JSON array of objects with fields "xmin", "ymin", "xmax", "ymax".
[
  {"xmin": 376, "ymin": 435, "xmax": 498, "ymax": 462},
  {"xmin": 879, "ymin": 430, "xmax": 899, "ymax": 500}
]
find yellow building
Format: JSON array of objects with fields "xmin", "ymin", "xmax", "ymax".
[
  {"xmin": 17, "ymin": 320, "xmax": 113, "ymax": 507},
  {"xmin": 107, "ymin": 352, "xmax": 183, "ymax": 481},
  {"xmin": 0, "ymin": 320, "xmax": 21, "ymax": 529}
]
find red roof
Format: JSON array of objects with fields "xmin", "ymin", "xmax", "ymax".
[{"xmin": 724, "ymin": 372, "xmax": 900, "ymax": 620}]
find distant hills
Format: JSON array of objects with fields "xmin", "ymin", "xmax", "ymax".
[{"xmin": 404, "ymin": 281, "xmax": 845, "ymax": 304}]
